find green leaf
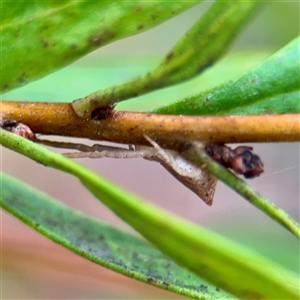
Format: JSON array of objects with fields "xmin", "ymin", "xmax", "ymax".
[
  {"xmin": 71, "ymin": 0, "xmax": 261, "ymax": 117},
  {"xmin": 1, "ymin": 0, "xmax": 199, "ymax": 93},
  {"xmin": 153, "ymin": 36, "xmax": 300, "ymax": 115},
  {"xmin": 1, "ymin": 50, "xmax": 272, "ymax": 108},
  {"xmin": 1, "ymin": 129, "xmax": 299, "ymax": 299},
  {"xmin": 182, "ymin": 144, "xmax": 300, "ymax": 239},
  {"xmin": 1, "ymin": 171, "xmax": 233, "ymax": 300}
]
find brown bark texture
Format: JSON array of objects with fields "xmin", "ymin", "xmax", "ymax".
[{"xmin": 1, "ymin": 101, "xmax": 299, "ymax": 149}]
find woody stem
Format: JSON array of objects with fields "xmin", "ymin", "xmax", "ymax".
[{"xmin": 1, "ymin": 101, "xmax": 299, "ymax": 149}]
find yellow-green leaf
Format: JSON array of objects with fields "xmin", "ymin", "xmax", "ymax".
[{"xmin": 1, "ymin": 0, "xmax": 199, "ymax": 92}]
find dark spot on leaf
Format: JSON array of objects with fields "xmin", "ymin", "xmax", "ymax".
[
  {"xmin": 147, "ymin": 277, "xmax": 154, "ymax": 283},
  {"xmin": 165, "ymin": 52, "xmax": 174, "ymax": 62},
  {"xmin": 200, "ymin": 284, "xmax": 209, "ymax": 293},
  {"xmin": 137, "ymin": 24, "xmax": 144, "ymax": 30},
  {"xmin": 251, "ymin": 78, "xmax": 257, "ymax": 83},
  {"xmin": 78, "ymin": 249, "xmax": 86, "ymax": 256},
  {"xmin": 70, "ymin": 44, "xmax": 77, "ymax": 50},
  {"xmin": 40, "ymin": 38, "xmax": 49, "ymax": 48},
  {"xmin": 3, "ymin": 83, "xmax": 9, "ymax": 90},
  {"xmin": 151, "ymin": 14, "xmax": 158, "ymax": 20},
  {"xmin": 17, "ymin": 72, "xmax": 28, "ymax": 84},
  {"xmin": 89, "ymin": 30, "xmax": 115, "ymax": 47},
  {"xmin": 127, "ymin": 271, "xmax": 135, "ymax": 278}
]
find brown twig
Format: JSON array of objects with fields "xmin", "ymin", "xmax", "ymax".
[{"xmin": 1, "ymin": 101, "xmax": 299, "ymax": 149}]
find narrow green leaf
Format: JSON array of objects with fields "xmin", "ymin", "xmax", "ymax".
[
  {"xmin": 72, "ymin": 0, "xmax": 260, "ymax": 117},
  {"xmin": 182, "ymin": 144, "xmax": 300, "ymax": 239},
  {"xmin": 1, "ymin": 129, "xmax": 299, "ymax": 299},
  {"xmin": 1, "ymin": 171, "xmax": 232, "ymax": 300},
  {"xmin": 1, "ymin": 0, "xmax": 199, "ymax": 93},
  {"xmin": 153, "ymin": 36, "xmax": 300, "ymax": 115}
]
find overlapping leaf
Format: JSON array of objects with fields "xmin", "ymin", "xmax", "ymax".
[
  {"xmin": 153, "ymin": 36, "xmax": 300, "ymax": 115},
  {"xmin": 1, "ymin": 0, "xmax": 199, "ymax": 93},
  {"xmin": 71, "ymin": 0, "xmax": 261, "ymax": 117},
  {"xmin": 1, "ymin": 129, "xmax": 299, "ymax": 299},
  {"xmin": 1, "ymin": 171, "xmax": 233, "ymax": 300}
]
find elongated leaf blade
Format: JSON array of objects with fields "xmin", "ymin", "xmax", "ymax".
[
  {"xmin": 153, "ymin": 37, "xmax": 300, "ymax": 115},
  {"xmin": 72, "ymin": 0, "xmax": 261, "ymax": 117},
  {"xmin": 1, "ymin": 129, "xmax": 299, "ymax": 299},
  {"xmin": 1, "ymin": 0, "xmax": 199, "ymax": 93},
  {"xmin": 1, "ymin": 171, "xmax": 231, "ymax": 300}
]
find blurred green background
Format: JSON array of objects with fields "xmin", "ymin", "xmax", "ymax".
[{"xmin": 2, "ymin": 2, "xmax": 299, "ymax": 299}]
